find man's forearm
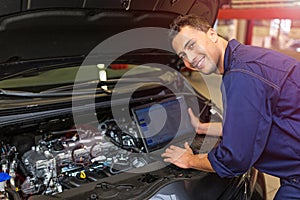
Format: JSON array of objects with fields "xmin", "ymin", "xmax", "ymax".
[
  {"xmin": 188, "ymin": 153, "xmax": 215, "ymax": 172},
  {"xmin": 197, "ymin": 122, "xmax": 222, "ymax": 136}
]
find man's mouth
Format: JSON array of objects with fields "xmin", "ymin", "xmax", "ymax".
[{"xmin": 193, "ymin": 56, "xmax": 205, "ymax": 69}]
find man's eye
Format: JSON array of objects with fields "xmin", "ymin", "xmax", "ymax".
[
  {"xmin": 179, "ymin": 54, "xmax": 186, "ymax": 60},
  {"xmin": 188, "ymin": 42, "xmax": 195, "ymax": 50}
]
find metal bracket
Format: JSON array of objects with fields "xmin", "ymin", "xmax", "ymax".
[{"xmin": 121, "ymin": 0, "xmax": 132, "ymax": 11}]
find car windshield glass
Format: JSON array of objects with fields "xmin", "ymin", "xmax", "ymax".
[{"xmin": 0, "ymin": 63, "xmax": 165, "ymax": 93}]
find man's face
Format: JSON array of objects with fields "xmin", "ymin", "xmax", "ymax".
[{"xmin": 171, "ymin": 25, "xmax": 221, "ymax": 75}]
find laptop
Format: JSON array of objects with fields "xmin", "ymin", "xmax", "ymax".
[{"xmin": 131, "ymin": 96, "xmax": 196, "ymax": 153}]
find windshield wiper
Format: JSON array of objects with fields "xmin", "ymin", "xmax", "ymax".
[
  {"xmin": 97, "ymin": 74, "xmax": 175, "ymax": 85},
  {"xmin": 42, "ymin": 80, "xmax": 102, "ymax": 93},
  {"xmin": 0, "ymin": 61, "xmax": 80, "ymax": 81},
  {"xmin": 42, "ymin": 77, "xmax": 170, "ymax": 93},
  {"xmin": 0, "ymin": 88, "xmax": 108, "ymax": 98}
]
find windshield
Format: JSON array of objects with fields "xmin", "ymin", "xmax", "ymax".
[
  {"xmin": 0, "ymin": 63, "xmax": 165, "ymax": 93},
  {"xmin": 0, "ymin": 59, "xmax": 183, "ymax": 111}
]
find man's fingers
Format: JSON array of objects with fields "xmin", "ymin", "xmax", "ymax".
[
  {"xmin": 161, "ymin": 149, "xmax": 173, "ymax": 156},
  {"xmin": 188, "ymin": 108, "xmax": 200, "ymax": 129},
  {"xmin": 184, "ymin": 142, "xmax": 190, "ymax": 149},
  {"xmin": 162, "ymin": 146, "xmax": 182, "ymax": 157},
  {"xmin": 164, "ymin": 148, "xmax": 172, "ymax": 153},
  {"xmin": 188, "ymin": 108, "xmax": 195, "ymax": 118},
  {"xmin": 184, "ymin": 142, "xmax": 194, "ymax": 154},
  {"xmin": 163, "ymin": 158, "xmax": 171, "ymax": 163},
  {"xmin": 161, "ymin": 145, "xmax": 192, "ymax": 168}
]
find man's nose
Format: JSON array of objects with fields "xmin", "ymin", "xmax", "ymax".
[{"xmin": 185, "ymin": 52, "xmax": 196, "ymax": 66}]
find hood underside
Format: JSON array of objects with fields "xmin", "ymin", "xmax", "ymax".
[{"xmin": 0, "ymin": 0, "xmax": 220, "ymax": 63}]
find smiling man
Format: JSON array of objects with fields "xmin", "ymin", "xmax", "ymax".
[{"xmin": 162, "ymin": 14, "xmax": 300, "ymax": 199}]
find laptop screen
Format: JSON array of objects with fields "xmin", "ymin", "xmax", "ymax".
[{"xmin": 132, "ymin": 96, "xmax": 195, "ymax": 152}]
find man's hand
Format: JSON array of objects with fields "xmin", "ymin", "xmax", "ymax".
[
  {"xmin": 188, "ymin": 108, "xmax": 208, "ymax": 134},
  {"xmin": 188, "ymin": 108, "xmax": 200, "ymax": 130},
  {"xmin": 162, "ymin": 142, "xmax": 215, "ymax": 172},
  {"xmin": 161, "ymin": 142, "xmax": 194, "ymax": 169},
  {"xmin": 188, "ymin": 108, "xmax": 222, "ymax": 136}
]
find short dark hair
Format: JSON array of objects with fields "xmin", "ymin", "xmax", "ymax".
[{"xmin": 169, "ymin": 14, "xmax": 212, "ymax": 41}]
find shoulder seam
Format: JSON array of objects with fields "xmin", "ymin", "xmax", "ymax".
[{"xmin": 229, "ymin": 69, "xmax": 280, "ymax": 91}]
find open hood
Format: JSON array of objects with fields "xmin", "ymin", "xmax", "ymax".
[{"xmin": 0, "ymin": 0, "xmax": 220, "ymax": 64}]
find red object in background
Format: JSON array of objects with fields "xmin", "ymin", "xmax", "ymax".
[
  {"xmin": 110, "ymin": 64, "xmax": 129, "ymax": 69},
  {"xmin": 218, "ymin": 8, "xmax": 300, "ymax": 20},
  {"xmin": 217, "ymin": 7, "xmax": 300, "ymax": 45},
  {"xmin": 245, "ymin": 20, "xmax": 254, "ymax": 45}
]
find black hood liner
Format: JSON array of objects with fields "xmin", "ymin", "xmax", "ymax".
[{"xmin": 0, "ymin": 0, "xmax": 220, "ymax": 64}]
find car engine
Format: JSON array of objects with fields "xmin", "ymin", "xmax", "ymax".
[{"xmin": 0, "ymin": 116, "xmax": 154, "ymax": 199}]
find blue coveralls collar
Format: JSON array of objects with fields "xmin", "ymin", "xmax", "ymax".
[{"xmin": 223, "ymin": 39, "xmax": 241, "ymax": 74}]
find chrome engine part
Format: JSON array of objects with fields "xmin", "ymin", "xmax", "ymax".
[{"xmin": 0, "ymin": 119, "xmax": 148, "ymax": 197}]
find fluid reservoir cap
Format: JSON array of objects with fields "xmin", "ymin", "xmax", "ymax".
[
  {"xmin": 0, "ymin": 172, "xmax": 10, "ymax": 191},
  {"xmin": 79, "ymin": 171, "xmax": 86, "ymax": 179},
  {"xmin": 0, "ymin": 172, "xmax": 10, "ymax": 182}
]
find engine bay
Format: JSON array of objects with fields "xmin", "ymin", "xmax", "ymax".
[{"xmin": 0, "ymin": 94, "xmax": 220, "ymax": 200}]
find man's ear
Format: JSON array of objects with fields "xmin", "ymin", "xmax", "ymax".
[{"xmin": 207, "ymin": 28, "xmax": 218, "ymax": 43}]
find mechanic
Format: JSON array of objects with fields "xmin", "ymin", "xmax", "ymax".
[{"xmin": 161, "ymin": 14, "xmax": 300, "ymax": 199}]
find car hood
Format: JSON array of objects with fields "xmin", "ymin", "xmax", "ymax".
[{"xmin": 0, "ymin": 0, "xmax": 219, "ymax": 65}]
